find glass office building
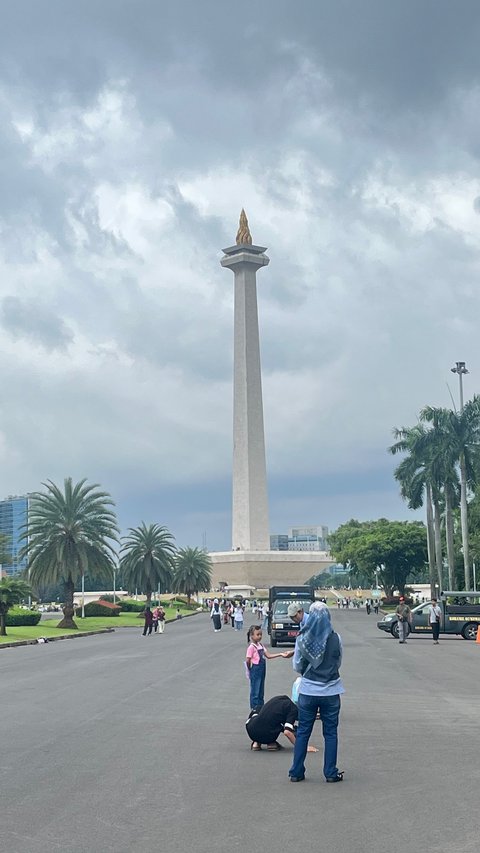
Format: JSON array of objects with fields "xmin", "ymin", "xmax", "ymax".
[
  {"xmin": 0, "ymin": 496, "xmax": 29, "ymax": 576},
  {"xmin": 269, "ymin": 534, "xmax": 289, "ymax": 551},
  {"xmin": 270, "ymin": 525, "xmax": 329, "ymax": 552}
]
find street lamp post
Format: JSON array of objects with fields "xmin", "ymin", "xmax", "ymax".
[
  {"xmin": 81, "ymin": 573, "xmax": 85, "ymax": 619},
  {"xmin": 113, "ymin": 566, "xmax": 116, "ymax": 605},
  {"xmin": 451, "ymin": 361, "xmax": 468, "ymax": 411},
  {"xmin": 451, "ymin": 361, "xmax": 470, "ymax": 590}
]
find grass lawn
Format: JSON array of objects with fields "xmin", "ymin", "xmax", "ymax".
[{"xmin": 0, "ymin": 606, "xmax": 198, "ymax": 644}]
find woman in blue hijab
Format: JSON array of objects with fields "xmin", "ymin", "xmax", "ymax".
[{"xmin": 289, "ymin": 602, "xmax": 345, "ymax": 784}]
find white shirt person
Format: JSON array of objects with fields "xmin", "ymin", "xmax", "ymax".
[{"xmin": 428, "ymin": 599, "xmax": 442, "ymax": 644}]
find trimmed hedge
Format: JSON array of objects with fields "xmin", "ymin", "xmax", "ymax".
[
  {"xmin": 118, "ymin": 599, "xmax": 146, "ymax": 612},
  {"xmin": 75, "ymin": 600, "xmax": 121, "ymax": 617},
  {"xmin": 6, "ymin": 609, "xmax": 42, "ymax": 626}
]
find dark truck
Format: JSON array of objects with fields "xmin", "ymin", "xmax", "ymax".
[
  {"xmin": 377, "ymin": 591, "xmax": 480, "ymax": 640},
  {"xmin": 268, "ymin": 585, "xmax": 315, "ymax": 647}
]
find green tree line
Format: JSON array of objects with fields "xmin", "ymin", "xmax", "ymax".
[
  {"xmin": 17, "ymin": 477, "xmax": 212, "ymax": 630},
  {"xmin": 325, "ymin": 397, "xmax": 480, "ymax": 597},
  {"xmin": 389, "ymin": 396, "xmax": 480, "ymax": 594}
]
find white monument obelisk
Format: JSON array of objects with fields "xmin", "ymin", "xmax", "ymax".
[{"xmin": 221, "ymin": 210, "xmax": 270, "ymax": 551}]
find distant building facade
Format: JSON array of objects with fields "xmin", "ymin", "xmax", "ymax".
[
  {"xmin": 269, "ymin": 534, "xmax": 289, "ymax": 551},
  {"xmin": 327, "ymin": 563, "xmax": 348, "ymax": 576},
  {"xmin": 0, "ymin": 495, "xmax": 29, "ymax": 576},
  {"xmin": 270, "ymin": 525, "xmax": 329, "ymax": 553}
]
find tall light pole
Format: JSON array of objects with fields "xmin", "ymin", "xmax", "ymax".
[
  {"xmin": 451, "ymin": 361, "xmax": 468, "ymax": 411},
  {"xmin": 451, "ymin": 361, "xmax": 470, "ymax": 590}
]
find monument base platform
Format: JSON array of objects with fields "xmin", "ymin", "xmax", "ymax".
[{"xmin": 209, "ymin": 550, "xmax": 335, "ymax": 590}]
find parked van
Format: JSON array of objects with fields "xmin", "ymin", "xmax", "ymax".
[{"xmin": 377, "ymin": 591, "xmax": 480, "ymax": 640}]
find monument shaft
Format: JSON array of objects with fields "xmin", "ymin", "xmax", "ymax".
[{"xmin": 221, "ymin": 232, "xmax": 270, "ymax": 551}]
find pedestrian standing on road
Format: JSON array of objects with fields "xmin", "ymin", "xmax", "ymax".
[
  {"xmin": 373, "ymin": 601, "xmax": 379, "ymax": 615},
  {"xmin": 211, "ymin": 598, "xmax": 222, "ymax": 632},
  {"xmin": 142, "ymin": 606, "xmax": 153, "ymax": 636},
  {"xmin": 261, "ymin": 604, "xmax": 269, "ymax": 631},
  {"xmin": 152, "ymin": 606, "xmax": 160, "ymax": 632},
  {"xmin": 288, "ymin": 602, "xmax": 345, "ymax": 784},
  {"xmin": 234, "ymin": 604, "xmax": 244, "ymax": 631},
  {"xmin": 158, "ymin": 605, "xmax": 165, "ymax": 633},
  {"xmin": 395, "ymin": 596, "xmax": 412, "ymax": 644},
  {"xmin": 287, "ymin": 602, "xmax": 309, "ymax": 630},
  {"xmin": 365, "ymin": 600, "xmax": 371, "ymax": 615},
  {"xmin": 428, "ymin": 598, "xmax": 442, "ymax": 644},
  {"xmin": 246, "ymin": 626, "xmax": 287, "ymax": 710}
]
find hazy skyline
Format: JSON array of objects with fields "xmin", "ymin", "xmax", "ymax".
[{"xmin": 1, "ymin": 1, "xmax": 480, "ymax": 549}]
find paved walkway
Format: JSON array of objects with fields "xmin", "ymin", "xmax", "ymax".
[{"xmin": 1, "ymin": 610, "xmax": 479, "ymax": 852}]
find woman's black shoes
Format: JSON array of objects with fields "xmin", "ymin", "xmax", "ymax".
[
  {"xmin": 326, "ymin": 772, "xmax": 344, "ymax": 783},
  {"xmin": 289, "ymin": 775, "xmax": 305, "ymax": 782}
]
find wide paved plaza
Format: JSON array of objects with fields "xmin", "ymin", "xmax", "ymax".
[{"xmin": 1, "ymin": 609, "xmax": 479, "ymax": 853}]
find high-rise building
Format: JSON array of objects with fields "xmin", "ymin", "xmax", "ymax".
[
  {"xmin": 270, "ymin": 525, "xmax": 329, "ymax": 552},
  {"xmin": 0, "ymin": 495, "xmax": 29, "ymax": 575},
  {"xmin": 269, "ymin": 534, "xmax": 289, "ymax": 551},
  {"xmin": 288, "ymin": 526, "xmax": 329, "ymax": 551}
]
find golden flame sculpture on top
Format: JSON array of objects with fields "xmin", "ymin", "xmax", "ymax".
[{"xmin": 236, "ymin": 208, "xmax": 253, "ymax": 245}]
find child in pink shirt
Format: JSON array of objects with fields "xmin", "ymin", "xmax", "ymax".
[{"xmin": 246, "ymin": 625, "xmax": 288, "ymax": 710}]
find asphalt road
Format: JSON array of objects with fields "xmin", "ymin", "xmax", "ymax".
[{"xmin": 1, "ymin": 610, "xmax": 479, "ymax": 853}]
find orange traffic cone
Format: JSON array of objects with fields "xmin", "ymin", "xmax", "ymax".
[{"xmin": 476, "ymin": 625, "xmax": 480, "ymax": 643}]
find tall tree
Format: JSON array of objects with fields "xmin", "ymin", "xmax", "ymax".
[
  {"xmin": 120, "ymin": 523, "xmax": 176, "ymax": 604},
  {"xmin": 173, "ymin": 547, "xmax": 212, "ymax": 603},
  {"xmin": 421, "ymin": 398, "xmax": 480, "ymax": 589},
  {"xmin": 0, "ymin": 577, "xmax": 32, "ymax": 636},
  {"xmin": 419, "ymin": 406, "xmax": 461, "ymax": 589},
  {"xmin": 20, "ymin": 478, "xmax": 118, "ymax": 629},
  {"xmin": 329, "ymin": 519, "xmax": 428, "ymax": 597},
  {"xmin": 389, "ymin": 425, "xmax": 438, "ymax": 595}
]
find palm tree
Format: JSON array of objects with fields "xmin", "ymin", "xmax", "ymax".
[
  {"xmin": 0, "ymin": 577, "xmax": 32, "ymax": 636},
  {"xmin": 173, "ymin": 547, "xmax": 212, "ymax": 603},
  {"xmin": 447, "ymin": 397, "xmax": 480, "ymax": 589},
  {"xmin": 20, "ymin": 478, "xmax": 118, "ymax": 629},
  {"xmin": 423, "ymin": 398, "xmax": 480, "ymax": 589},
  {"xmin": 389, "ymin": 424, "xmax": 438, "ymax": 595},
  {"xmin": 120, "ymin": 523, "xmax": 176, "ymax": 604},
  {"xmin": 419, "ymin": 406, "xmax": 461, "ymax": 589}
]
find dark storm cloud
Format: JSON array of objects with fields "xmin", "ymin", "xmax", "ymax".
[
  {"xmin": 2, "ymin": 2, "xmax": 480, "ymax": 103},
  {"xmin": 1, "ymin": 1, "xmax": 480, "ymax": 548},
  {"xmin": 0, "ymin": 296, "xmax": 74, "ymax": 351}
]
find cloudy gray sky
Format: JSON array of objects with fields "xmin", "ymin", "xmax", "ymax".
[{"xmin": 1, "ymin": 0, "xmax": 480, "ymax": 549}]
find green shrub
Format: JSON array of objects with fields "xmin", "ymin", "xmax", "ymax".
[
  {"xmin": 171, "ymin": 598, "xmax": 196, "ymax": 610},
  {"xmin": 75, "ymin": 600, "xmax": 121, "ymax": 617},
  {"xmin": 118, "ymin": 599, "xmax": 146, "ymax": 612},
  {"xmin": 6, "ymin": 609, "xmax": 42, "ymax": 626}
]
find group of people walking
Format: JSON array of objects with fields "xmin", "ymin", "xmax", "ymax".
[
  {"xmin": 142, "ymin": 605, "xmax": 166, "ymax": 636},
  {"xmin": 209, "ymin": 599, "xmax": 251, "ymax": 631},
  {"xmin": 336, "ymin": 596, "xmax": 379, "ymax": 614}
]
